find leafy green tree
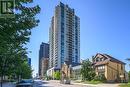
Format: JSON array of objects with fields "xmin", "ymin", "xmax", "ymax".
[
  {"xmin": 81, "ymin": 59, "xmax": 96, "ymax": 81},
  {"xmin": 21, "ymin": 61, "xmax": 32, "ymax": 79},
  {"xmin": 0, "ymin": 0, "xmax": 40, "ymax": 86}
]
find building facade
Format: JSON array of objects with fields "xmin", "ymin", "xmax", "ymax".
[
  {"xmin": 41, "ymin": 57, "xmax": 49, "ymax": 78},
  {"xmin": 39, "ymin": 42, "xmax": 49, "ymax": 76},
  {"xmin": 49, "ymin": 2, "xmax": 80, "ymax": 69},
  {"xmin": 93, "ymin": 53, "xmax": 126, "ymax": 82},
  {"xmin": 71, "ymin": 65, "xmax": 82, "ymax": 80},
  {"xmin": 27, "ymin": 58, "xmax": 31, "ymax": 67}
]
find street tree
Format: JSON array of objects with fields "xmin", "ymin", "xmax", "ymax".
[
  {"xmin": 0, "ymin": 0, "xmax": 40, "ymax": 86},
  {"xmin": 81, "ymin": 59, "xmax": 96, "ymax": 81}
]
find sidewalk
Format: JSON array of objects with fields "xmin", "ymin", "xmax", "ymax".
[
  {"xmin": 73, "ymin": 82, "xmax": 119, "ymax": 87},
  {"xmin": 72, "ymin": 82, "xmax": 97, "ymax": 87},
  {"xmin": 41, "ymin": 80, "xmax": 120, "ymax": 87}
]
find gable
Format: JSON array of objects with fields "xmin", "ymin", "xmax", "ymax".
[{"xmin": 93, "ymin": 53, "xmax": 108, "ymax": 62}]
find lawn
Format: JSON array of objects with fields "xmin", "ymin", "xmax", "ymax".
[
  {"xmin": 84, "ymin": 80, "xmax": 102, "ymax": 85},
  {"xmin": 119, "ymin": 83, "xmax": 130, "ymax": 87}
]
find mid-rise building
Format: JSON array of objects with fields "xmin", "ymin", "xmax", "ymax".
[
  {"xmin": 49, "ymin": 2, "xmax": 80, "ymax": 68},
  {"xmin": 39, "ymin": 42, "xmax": 49, "ymax": 76},
  {"xmin": 41, "ymin": 57, "xmax": 49, "ymax": 77}
]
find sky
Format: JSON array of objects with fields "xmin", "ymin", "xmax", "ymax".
[{"xmin": 26, "ymin": 0, "xmax": 130, "ymax": 76}]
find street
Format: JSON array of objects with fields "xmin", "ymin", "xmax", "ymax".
[
  {"xmin": 33, "ymin": 80, "xmax": 94, "ymax": 87},
  {"xmin": 33, "ymin": 80, "xmax": 119, "ymax": 87},
  {"xmin": 33, "ymin": 80, "xmax": 50, "ymax": 87},
  {"xmin": 1, "ymin": 80, "xmax": 119, "ymax": 87}
]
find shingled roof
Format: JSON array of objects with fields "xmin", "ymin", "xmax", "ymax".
[{"xmin": 94, "ymin": 53, "xmax": 125, "ymax": 66}]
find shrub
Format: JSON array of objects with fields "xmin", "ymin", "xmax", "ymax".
[{"xmin": 94, "ymin": 74, "xmax": 106, "ymax": 82}]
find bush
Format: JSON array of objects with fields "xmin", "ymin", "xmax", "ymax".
[
  {"xmin": 54, "ymin": 71, "xmax": 61, "ymax": 80},
  {"xmin": 93, "ymin": 74, "xmax": 106, "ymax": 82}
]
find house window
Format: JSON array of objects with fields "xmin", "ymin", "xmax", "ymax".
[
  {"xmin": 97, "ymin": 65, "xmax": 105, "ymax": 70},
  {"xmin": 96, "ymin": 58, "xmax": 99, "ymax": 62}
]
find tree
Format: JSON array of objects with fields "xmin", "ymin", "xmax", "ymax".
[
  {"xmin": 81, "ymin": 59, "xmax": 96, "ymax": 81},
  {"xmin": 128, "ymin": 71, "xmax": 130, "ymax": 82},
  {"xmin": 0, "ymin": 0, "xmax": 40, "ymax": 86}
]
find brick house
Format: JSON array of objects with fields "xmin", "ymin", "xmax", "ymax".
[{"xmin": 92, "ymin": 53, "xmax": 126, "ymax": 82}]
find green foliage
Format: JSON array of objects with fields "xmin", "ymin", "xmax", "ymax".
[
  {"xmin": 54, "ymin": 71, "xmax": 61, "ymax": 80},
  {"xmin": 128, "ymin": 71, "xmax": 130, "ymax": 82},
  {"xmin": 84, "ymin": 80, "xmax": 102, "ymax": 84},
  {"xmin": 0, "ymin": 0, "xmax": 40, "ymax": 83},
  {"xmin": 119, "ymin": 83, "xmax": 130, "ymax": 87},
  {"xmin": 93, "ymin": 74, "xmax": 106, "ymax": 82},
  {"xmin": 21, "ymin": 61, "xmax": 32, "ymax": 79},
  {"xmin": 81, "ymin": 59, "xmax": 96, "ymax": 81}
]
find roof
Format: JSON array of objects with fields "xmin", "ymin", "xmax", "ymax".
[
  {"xmin": 94, "ymin": 53, "xmax": 125, "ymax": 66},
  {"xmin": 94, "ymin": 59, "xmax": 109, "ymax": 66},
  {"xmin": 103, "ymin": 54, "xmax": 125, "ymax": 64}
]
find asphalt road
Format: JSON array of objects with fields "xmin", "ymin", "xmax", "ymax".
[
  {"xmin": 33, "ymin": 80, "xmax": 94, "ymax": 87},
  {"xmin": 33, "ymin": 80, "xmax": 119, "ymax": 87},
  {"xmin": 1, "ymin": 80, "xmax": 119, "ymax": 87},
  {"xmin": 33, "ymin": 80, "xmax": 49, "ymax": 87}
]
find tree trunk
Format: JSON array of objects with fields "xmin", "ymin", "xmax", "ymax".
[
  {"xmin": 0, "ymin": 73, "xmax": 3, "ymax": 87},
  {"xmin": 0, "ymin": 64, "xmax": 3, "ymax": 87}
]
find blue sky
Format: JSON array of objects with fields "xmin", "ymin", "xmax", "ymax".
[{"xmin": 26, "ymin": 0, "xmax": 130, "ymax": 76}]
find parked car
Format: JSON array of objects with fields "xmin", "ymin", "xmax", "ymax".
[
  {"xmin": 16, "ymin": 83, "xmax": 33, "ymax": 87},
  {"xmin": 16, "ymin": 79, "xmax": 34, "ymax": 87}
]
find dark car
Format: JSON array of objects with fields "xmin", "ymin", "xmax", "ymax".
[
  {"xmin": 16, "ymin": 83, "xmax": 33, "ymax": 87},
  {"xmin": 16, "ymin": 79, "xmax": 34, "ymax": 87}
]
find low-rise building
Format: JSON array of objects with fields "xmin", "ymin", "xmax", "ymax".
[
  {"xmin": 72, "ymin": 65, "xmax": 82, "ymax": 80},
  {"xmin": 92, "ymin": 53, "xmax": 126, "ymax": 82}
]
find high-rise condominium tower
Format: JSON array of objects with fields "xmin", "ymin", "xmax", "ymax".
[
  {"xmin": 39, "ymin": 42, "xmax": 49, "ymax": 76},
  {"xmin": 49, "ymin": 2, "xmax": 80, "ymax": 68}
]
